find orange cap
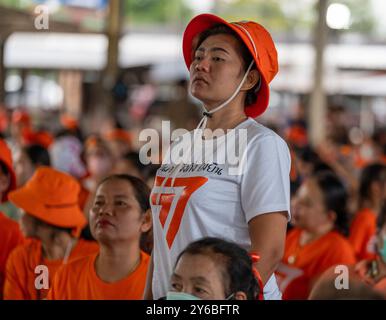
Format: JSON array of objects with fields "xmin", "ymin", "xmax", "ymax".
[
  {"xmin": 12, "ymin": 110, "xmax": 31, "ymax": 127},
  {"xmin": 0, "ymin": 139, "xmax": 17, "ymax": 202},
  {"xmin": 182, "ymin": 13, "xmax": 278, "ymax": 118},
  {"xmin": 60, "ymin": 114, "xmax": 79, "ymax": 131},
  {"xmin": 104, "ymin": 129, "xmax": 132, "ymax": 147},
  {"xmin": 8, "ymin": 167, "xmax": 86, "ymax": 236}
]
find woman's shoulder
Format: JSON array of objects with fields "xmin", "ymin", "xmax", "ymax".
[{"xmin": 244, "ymin": 119, "xmax": 288, "ymax": 146}]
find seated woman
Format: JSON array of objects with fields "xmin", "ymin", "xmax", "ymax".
[
  {"xmin": 47, "ymin": 174, "xmax": 152, "ymax": 300},
  {"xmin": 167, "ymin": 237, "xmax": 260, "ymax": 300},
  {"xmin": 349, "ymin": 164, "xmax": 386, "ymax": 261},
  {"xmin": 354, "ymin": 202, "xmax": 386, "ymax": 296},
  {"xmin": 4, "ymin": 167, "xmax": 99, "ymax": 300},
  {"xmin": 275, "ymin": 171, "xmax": 356, "ymax": 299}
]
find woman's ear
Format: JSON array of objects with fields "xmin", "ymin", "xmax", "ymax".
[
  {"xmin": 242, "ymin": 69, "xmax": 260, "ymax": 91},
  {"xmin": 234, "ymin": 291, "xmax": 247, "ymax": 300},
  {"xmin": 327, "ymin": 210, "xmax": 337, "ymax": 225},
  {"xmin": 140, "ymin": 209, "xmax": 152, "ymax": 233}
]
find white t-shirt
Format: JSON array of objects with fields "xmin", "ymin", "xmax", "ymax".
[{"xmin": 150, "ymin": 118, "xmax": 291, "ymax": 300}]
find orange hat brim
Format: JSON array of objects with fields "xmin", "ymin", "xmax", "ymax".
[
  {"xmin": 182, "ymin": 13, "xmax": 271, "ymax": 118},
  {"xmin": 8, "ymin": 186, "xmax": 86, "ymax": 230}
]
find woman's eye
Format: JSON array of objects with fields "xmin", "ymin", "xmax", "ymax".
[
  {"xmin": 213, "ymin": 57, "xmax": 224, "ymax": 62},
  {"xmin": 94, "ymin": 201, "xmax": 103, "ymax": 207},
  {"xmin": 115, "ymin": 201, "xmax": 127, "ymax": 206},
  {"xmin": 194, "ymin": 55, "xmax": 203, "ymax": 61},
  {"xmin": 171, "ymin": 282, "xmax": 182, "ymax": 291},
  {"xmin": 194, "ymin": 287, "xmax": 207, "ymax": 295}
]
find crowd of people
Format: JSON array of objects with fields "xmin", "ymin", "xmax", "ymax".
[{"xmin": 0, "ymin": 13, "xmax": 386, "ymax": 301}]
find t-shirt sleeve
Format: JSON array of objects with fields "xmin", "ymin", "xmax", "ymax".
[
  {"xmin": 3, "ymin": 250, "xmax": 26, "ymax": 300},
  {"xmin": 240, "ymin": 133, "xmax": 291, "ymax": 223}
]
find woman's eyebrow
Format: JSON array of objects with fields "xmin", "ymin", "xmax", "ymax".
[
  {"xmin": 196, "ymin": 47, "xmax": 230, "ymax": 55},
  {"xmin": 190, "ymin": 276, "xmax": 209, "ymax": 284}
]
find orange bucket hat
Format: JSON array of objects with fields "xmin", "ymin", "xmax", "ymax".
[
  {"xmin": 8, "ymin": 166, "xmax": 86, "ymax": 236},
  {"xmin": 0, "ymin": 138, "xmax": 17, "ymax": 202},
  {"xmin": 182, "ymin": 13, "xmax": 279, "ymax": 118}
]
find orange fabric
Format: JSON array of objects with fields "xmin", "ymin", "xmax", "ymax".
[
  {"xmin": 60, "ymin": 114, "xmax": 78, "ymax": 131},
  {"xmin": 8, "ymin": 167, "xmax": 87, "ymax": 236},
  {"xmin": 104, "ymin": 129, "xmax": 132, "ymax": 146},
  {"xmin": 349, "ymin": 208, "xmax": 377, "ymax": 261},
  {"xmin": 22, "ymin": 130, "xmax": 54, "ymax": 149},
  {"xmin": 3, "ymin": 238, "xmax": 99, "ymax": 300},
  {"xmin": 276, "ymin": 228, "xmax": 356, "ymax": 300},
  {"xmin": 183, "ymin": 14, "xmax": 278, "ymax": 118},
  {"xmin": 0, "ymin": 139, "xmax": 17, "ymax": 202},
  {"xmin": 0, "ymin": 212, "xmax": 24, "ymax": 299},
  {"xmin": 47, "ymin": 251, "xmax": 149, "ymax": 300},
  {"xmin": 11, "ymin": 110, "xmax": 30, "ymax": 126}
]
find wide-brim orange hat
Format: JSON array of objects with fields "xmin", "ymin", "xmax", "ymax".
[
  {"xmin": 182, "ymin": 13, "xmax": 279, "ymax": 118},
  {"xmin": 8, "ymin": 166, "xmax": 86, "ymax": 236},
  {"xmin": 0, "ymin": 139, "xmax": 17, "ymax": 202}
]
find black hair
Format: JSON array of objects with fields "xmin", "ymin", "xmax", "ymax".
[
  {"xmin": 175, "ymin": 237, "xmax": 260, "ymax": 300},
  {"xmin": 195, "ymin": 24, "xmax": 259, "ymax": 108},
  {"xmin": 313, "ymin": 171, "xmax": 349, "ymax": 236},
  {"xmin": 123, "ymin": 152, "xmax": 146, "ymax": 176},
  {"xmin": 98, "ymin": 174, "xmax": 150, "ymax": 213},
  {"xmin": 377, "ymin": 201, "xmax": 386, "ymax": 230},
  {"xmin": 359, "ymin": 163, "xmax": 386, "ymax": 208},
  {"xmin": 0, "ymin": 160, "xmax": 9, "ymax": 176},
  {"xmin": 24, "ymin": 144, "xmax": 51, "ymax": 167}
]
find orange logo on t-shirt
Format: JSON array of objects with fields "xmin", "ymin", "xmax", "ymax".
[{"xmin": 151, "ymin": 176, "xmax": 208, "ymax": 248}]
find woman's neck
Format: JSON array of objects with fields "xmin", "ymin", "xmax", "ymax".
[
  {"xmin": 95, "ymin": 242, "xmax": 141, "ymax": 283},
  {"xmin": 361, "ymin": 199, "xmax": 381, "ymax": 215},
  {"xmin": 41, "ymin": 235, "xmax": 76, "ymax": 261},
  {"xmin": 300, "ymin": 225, "xmax": 333, "ymax": 246},
  {"xmin": 203, "ymin": 98, "xmax": 247, "ymax": 132}
]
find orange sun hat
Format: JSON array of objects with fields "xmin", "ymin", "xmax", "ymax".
[
  {"xmin": 0, "ymin": 139, "xmax": 17, "ymax": 202},
  {"xmin": 182, "ymin": 13, "xmax": 279, "ymax": 118},
  {"xmin": 8, "ymin": 167, "xmax": 86, "ymax": 236}
]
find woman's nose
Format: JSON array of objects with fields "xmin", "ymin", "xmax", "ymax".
[{"xmin": 195, "ymin": 57, "xmax": 210, "ymax": 72}]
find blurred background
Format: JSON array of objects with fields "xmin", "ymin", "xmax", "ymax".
[{"xmin": 0, "ymin": 0, "xmax": 385, "ymax": 188}]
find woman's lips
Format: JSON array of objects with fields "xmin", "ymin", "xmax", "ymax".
[{"xmin": 96, "ymin": 219, "xmax": 114, "ymax": 228}]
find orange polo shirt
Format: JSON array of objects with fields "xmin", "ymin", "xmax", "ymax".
[
  {"xmin": 276, "ymin": 228, "xmax": 356, "ymax": 300},
  {"xmin": 349, "ymin": 208, "xmax": 378, "ymax": 261},
  {"xmin": 0, "ymin": 212, "xmax": 24, "ymax": 299},
  {"xmin": 3, "ymin": 238, "xmax": 99, "ymax": 300},
  {"xmin": 47, "ymin": 251, "xmax": 149, "ymax": 300}
]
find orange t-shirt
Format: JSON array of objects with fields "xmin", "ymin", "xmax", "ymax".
[
  {"xmin": 275, "ymin": 228, "xmax": 356, "ymax": 300},
  {"xmin": 47, "ymin": 251, "xmax": 149, "ymax": 300},
  {"xmin": 349, "ymin": 208, "xmax": 377, "ymax": 261},
  {"xmin": 3, "ymin": 238, "xmax": 99, "ymax": 300},
  {"xmin": 0, "ymin": 212, "xmax": 24, "ymax": 298}
]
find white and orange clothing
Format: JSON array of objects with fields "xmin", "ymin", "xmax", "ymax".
[
  {"xmin": 349, "ymin": 208, "xmax": 378, "ymax": 261},
  {"xmin": 150, "ymin": 118, "xmax": 291, "ymax": 300},
  {"xmin": 276, "ymin": 228, "xmax": 356, "ymax": 300},
  {"xmin": 0, "ymin": 212, "xmax": 24, "ymax": 298},
  {"xmin": 3, "ymin": 238, "xmax": 99, "ymax": 300},
  {"xmin": 47, "ymin": 251, "xmax": 149, "ymax": 300}
]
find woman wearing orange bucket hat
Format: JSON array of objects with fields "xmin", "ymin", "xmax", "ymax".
[
  {"xmin": 3, "ymin": 167, "xmax": 99, "ymax": 300},
  {"xmin": 0, "ymin": 139, "xmax": 24, "ymax": 299},
  {"xmin": 146, "ymin": 14, "xmax": 291, "ymax": 300}
]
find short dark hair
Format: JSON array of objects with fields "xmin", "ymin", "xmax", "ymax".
[
  {"xmin": 24, "ymin": 144, "xmax": 51, "ymax": 167},
  {"xmin": 313, "ymin": 171, "xmax": 348, "ymax": 235},
  {"xmin": 98, "ymin": 174, "xmax": 150, "ymax": 213},
  {"xmin": 175, "ymin": 237, "xmax": 260, "ymax": 300},
  {"xmin": 359, "ymin": 163, "xmax": 386, "ymax": 207},
  {"xmin": 195, "ymin": 24, "xmax": 259, "ymax": 108}
]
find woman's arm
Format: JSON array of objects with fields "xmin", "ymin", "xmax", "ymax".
[
  {"xmin": 248, "ymin": 211, "xmax": 288, "ymax": 285},
  {"xmin": 143, "ymin": 252, "xmax": 154, "ymax": 300}
]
